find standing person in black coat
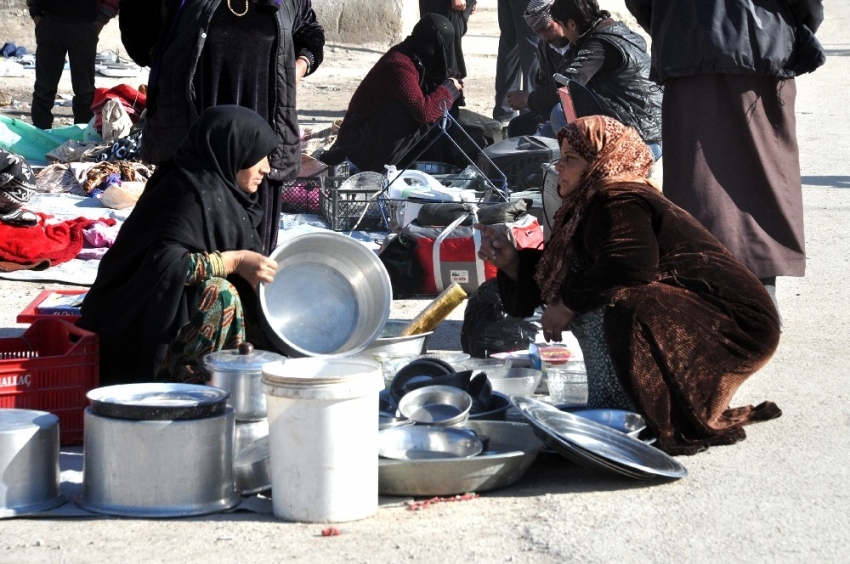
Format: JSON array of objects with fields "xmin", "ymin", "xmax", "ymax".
[
  {"xmin": 625, "ymin": 0, "xmax": 825, "ymax": 310},
  {"xmin": 27, "ymin": 0, "xmax": 119, "ymax": 130},
  {"xmin": 118, "ymin": 0, "xmax": 325, "ymax": 256},
  {"xmin": 493, "ymin": 0, "xmax": 540, "ymax": 125},
  {"xmin": 419, "ymin": 0, "xmax": 477, "ymax": 80}
]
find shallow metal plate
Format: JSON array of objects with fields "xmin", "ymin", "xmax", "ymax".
[
  {"xmin": 378, "ymin": 421, "xmax": 544, "ymax": 496},
  {"xmin": 378, "ymin": 425, "xmax": 482, "ymax": 460},
  {"xmin": 526, "ymin": 407, "xmax": 687, "ymax": 480}
]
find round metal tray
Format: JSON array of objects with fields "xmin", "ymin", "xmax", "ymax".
[{"xmin": 514, "ymin": 397, "xmax": 687, "ymax": 480}]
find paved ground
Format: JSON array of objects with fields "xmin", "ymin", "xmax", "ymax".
[{"xmin": 0, "ymin": 2, "xmax": 848, "ymax": 562}]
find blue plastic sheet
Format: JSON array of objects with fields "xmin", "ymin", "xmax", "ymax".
[{"xmin": 0, "ymin": 115, "xmax": 91, "ymax": 166}]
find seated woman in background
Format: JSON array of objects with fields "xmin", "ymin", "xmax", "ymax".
[
  {"xmin": 78, "ymin": 106, "xmax": 278, "ymax": 385},
  {"xmin": 320, "ymin": 14, "xmax": 464, "ymax": 172},
  {"xmin": 475, "ymin": 115, "xmax": 782, "ymax": 455}
]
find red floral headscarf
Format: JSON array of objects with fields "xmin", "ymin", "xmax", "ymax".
[{"xmin": 534, "ymin": 115, "xmax": 656, "ymax": 303}]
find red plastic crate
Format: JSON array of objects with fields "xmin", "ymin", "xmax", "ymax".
[
  {"xmin": 16, "ymin": 289, "xmax": 87, "ymax": 324},
  {"xmin": 0, "ymin": 318, "xmax": 99, "ymax": 445}
]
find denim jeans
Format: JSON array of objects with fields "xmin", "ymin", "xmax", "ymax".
[{"xmin": 541, "ymin": 103, "xmax": 663, "ymax": 162}]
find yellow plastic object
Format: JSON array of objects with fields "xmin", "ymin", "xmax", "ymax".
[{"xmin": 399, "ymin": 282, "xmax": 467, "ymax": 337}]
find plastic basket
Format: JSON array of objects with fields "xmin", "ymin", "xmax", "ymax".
[
  {"xmin": 281, "ymin": 177, "xmax": 323, "ymax": 214},
  {"xmin": 0, "ymin": 318, "xmax": 100, "ymax": 445},
  {"xmin": 16, "ymin": 288, "xmax": 87, "ymax": 324},
  {"xmin": 319, "ymin": 178, "xmax": 393, "ymax": 232}
]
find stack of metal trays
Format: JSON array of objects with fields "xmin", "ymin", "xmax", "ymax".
[{"xmin": 510, "ymin": 396, "xmax": 687, "ymax": 480}]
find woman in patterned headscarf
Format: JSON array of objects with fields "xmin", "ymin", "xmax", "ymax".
[{"xmin": 476, "ymin": 115, "xmax": 782, "ymax": 455}]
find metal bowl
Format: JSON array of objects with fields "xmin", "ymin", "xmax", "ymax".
[
  {"xmin": 397, "ymin": 385, "xmax": 472, "ymax": 427},
  {"xmin": 378, "ymin": 420, "xmax": 545, "ymax": 496},
  {"xmin": 378, "ymin": 425, "xmax": 483, "ymax": 460},
  {"xmin": 361, "ymin": 320, "xmax": 433, "ymax": 357},
  {"xmin": 259, "ymin": 232, "xmax": 392, "ymax": 357},
  {"xmin": 234, "ymin": 436, "xmax": 271, "ymax": 496}
]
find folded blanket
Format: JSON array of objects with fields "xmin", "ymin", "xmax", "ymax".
[{"xmin": 0, "ymin": 213, "xmax": 116, "ymax": 271}]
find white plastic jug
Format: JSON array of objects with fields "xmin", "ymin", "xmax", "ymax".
[{"xmin": 261, "ymin": 357, "xmax": 383, "ymax": 523}]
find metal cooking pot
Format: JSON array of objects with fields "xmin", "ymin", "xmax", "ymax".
[
  {"xmin": 78, "ymin": 407, "xmax": 240, "ymax": 518},
  {"xmin": 0, "ymin": 409, "xmax": 65, "ymax": 517},
  {"xmin": 203, "ymin": 343, "xmax": 284, "ymax": 421}
]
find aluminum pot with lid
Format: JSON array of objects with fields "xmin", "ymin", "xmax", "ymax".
[{"xmin": 203, "ymin": 343, "xmax": 284, "ymax": 421}]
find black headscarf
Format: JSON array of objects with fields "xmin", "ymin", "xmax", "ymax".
[
  {"xmin": 402, "ymin": 13, "xmax": 458, "ymax": 85},
  {"xmin": 79, "ymin": 106, "xmax": 278, "ymax": 385}
]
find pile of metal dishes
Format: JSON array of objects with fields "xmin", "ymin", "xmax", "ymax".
[
  {"xmin": 381, "ymin": 357, "xmax": 513, "ymax": 423},
  {"xmin": 203, "ymin": 342, "xmax": 282, "ymax": 495},
  {"xmin": 377, "ymin": 358, "xmax": 520, "ymax": 479},
  {"xmin": 259, "ymin": 231, "xmax": 392, "ymax": 358},
  {"xmin": 0, "ymin": 409, "xmax": 66, "ymax": 517},
  {"xmin": 78, "ymin": 383, "xmax": 241, "ymax": 517}
]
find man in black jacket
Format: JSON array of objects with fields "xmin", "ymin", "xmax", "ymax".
[
  {"xmin": 27, "ymin": 0, "xmax": 119, "ymax": 129},
  {"xmin": 507, "ymin": 0, "xmax": 662, "ymax": 160},
  {"xmin": 505, "ymin": 0, "xmax": 572, "ymax": 137}
]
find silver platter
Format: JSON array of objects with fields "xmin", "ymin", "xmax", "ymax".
[{"xmin": 512, "ymin": 396, "xmax": 686, "ymax": 480}]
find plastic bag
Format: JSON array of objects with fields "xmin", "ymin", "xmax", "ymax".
[
  {"xmin": 378, "ymin": 233, "xmax": 425, "ymax": 298},
  {"xmin": 460, "ymin": 278, "xmax": 538, "ymax": 358}
]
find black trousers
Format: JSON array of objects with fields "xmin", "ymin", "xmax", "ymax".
[
  {"xmin": 494, "ymin": 0, "xmax": 539, "ymax": 122},
  {"xmin": 31, "ymin": 17, "xmax": 99, "ymax": 129}
]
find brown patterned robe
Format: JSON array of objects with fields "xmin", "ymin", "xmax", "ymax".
[{"xmin": 501, "ymin": 185, "xmax": 782, "ymax": 455}]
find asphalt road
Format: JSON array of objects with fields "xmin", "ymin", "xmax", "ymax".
[{"xmin": 0, "ymin": 2, "xmax": 848, "ymax": 562}]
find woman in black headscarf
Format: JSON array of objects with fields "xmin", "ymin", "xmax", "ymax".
[
  {"xmin": 320, "ymin": 14, "xmax": 464, "ymax": 172},
  {"xmin": 79, "ymin": 105, "xmax": 279, "ymax": 385}
]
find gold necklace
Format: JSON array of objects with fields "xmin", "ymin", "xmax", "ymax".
[{"xmin": 226, "ymin": 0, "xmax": 248, "ymax": 17}]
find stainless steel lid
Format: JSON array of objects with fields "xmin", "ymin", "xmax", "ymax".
[{"xmin": 202, "ymin": 342, "xmax": 284, "ymax": 374}]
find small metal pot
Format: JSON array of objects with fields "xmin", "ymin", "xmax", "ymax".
[
  {"xmin": 203, "ymin": 343, "xmax": 284, "ymax": 421},
  {"xmin": 0, "ymin": 409, "xmax": 65, "ymax": 517}
]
